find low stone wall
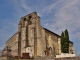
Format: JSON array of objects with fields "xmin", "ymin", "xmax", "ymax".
[
  {"xmin": 34, "ymin": 56, "xmax": 80, "ymax": 60},
  {"xmin": 56, "ymin": 53, "xmax": 76, "ymax": 58},
  {"xmin": 14, "ymin": 58, "xmax": 33, "ymax": 60},
  {"xmin": 15, "ymin": 59, "xmax": 33, "ymax": 60},
  {"xmin": 0, "ymin": 56, "xmax": 80, "ymax": 60},
  {"xmin": 0, "ymin": 57, "xmax": 7, "ymax": 60},
  {"xmin": 0, "ymin": 56, "xmax": 14, "ymax": 60},
  {"xmin": 0, "ymin": 56, "xmax": 33, "ymax": 60}
]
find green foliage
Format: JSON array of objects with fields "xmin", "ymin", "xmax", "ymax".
[{"xmin": 61, "ymin": 29, "xmax": 69, "ymax": 53}]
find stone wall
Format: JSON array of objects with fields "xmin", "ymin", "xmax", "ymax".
[
  {"xmin": 69, "ymin": 41, "xmax": 75, "ymax": 54},
  {"xmin": 0, "ymin": 57, "xmax": 14, "ymax": 60},
  {"xmin": 3, "ymin": 33, "xmax": 18, "ymax": 56},
  {"xmin": 0, "ymin": 56, "xmax": 80, "ymax": 60},
  {"xmin": 2, "ymin": 12, "xmax": 75, "ymax": 58},
  {"xmin": 34, "ymin": 56, "xmax": 80, "ymax": 60},
  {"xmin": 56, "ymin": 53, "xmax": 75, "ymax": 58},
  {"xmin": 45, "ymin": 28, "xmax": 61, "ymax": 56},
  {"xmin": 21, "ymin": 27, "xmax": 27, "ymax": 55},
  {"xmin": 0, "ymin": 57, "xmax": 7, "ymax": 60}
]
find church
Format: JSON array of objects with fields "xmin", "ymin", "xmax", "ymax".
[{"xmin": 2, "ymin": 12, "xmax": 75, "ymax": 58}]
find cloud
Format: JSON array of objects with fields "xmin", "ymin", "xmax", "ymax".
[
  {"xmin": 9, "ymin": 0, "xmax": 80, "ymax": 42},
  {"xmin": 44, "ymin": 0, "xmax": 80, "ymax": 36},
  {"xmin": 0, "ymin": 19, "xmax": 18, "ymax": 50},
  {"xmin": 0, "ymin": 0, "xmax": 80, "ymax": 55},
  {"xmin": 9, "ymin": 0, "xmax": 32, "ymax": 18},
  {"xmin": 42, "ymin": 0, "xmax": 80, "ymax": 55}
]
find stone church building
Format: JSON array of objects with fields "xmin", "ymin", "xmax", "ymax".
[{"xmin": 2, "ymin": 12, "xmax": 75, "ymax": 58}]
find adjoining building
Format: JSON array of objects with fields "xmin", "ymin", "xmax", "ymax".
[{"xmin": 2, "ymin": 12, "xmax": 75, "ymax": 58}]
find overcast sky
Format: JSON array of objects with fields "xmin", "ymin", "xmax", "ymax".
[{"xmin": 0, "ymin": 0, "xmax": 80, "ymax": 56}]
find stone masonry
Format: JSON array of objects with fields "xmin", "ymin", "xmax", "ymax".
[{"xmin": 2, "ymin": 12, "xmax": 75, "ymax": 58}]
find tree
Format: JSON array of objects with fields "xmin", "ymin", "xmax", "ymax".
[
  {"xmin": 64, "ymin": 29, "xmax": 69, "ymax": 53},
  {"xmin": 61, "ymin": 31, "xmax": 65, "ymax": 53},
  {"xmin": 61, "ymin": 29, "xmax": 69, "ymax": 53}
]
